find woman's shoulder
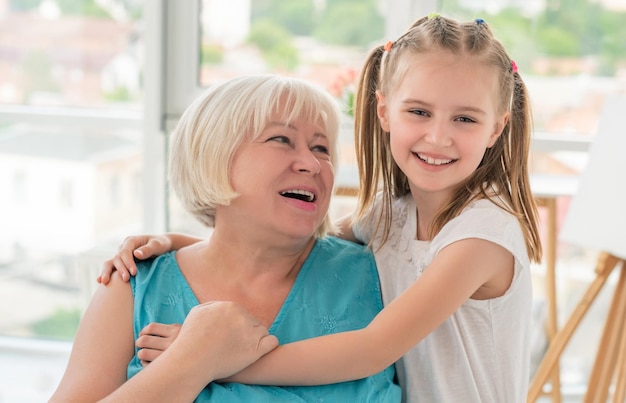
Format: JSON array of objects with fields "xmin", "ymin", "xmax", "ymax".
[
  {"xmin": 311, "ymin": 237, "xmax": 377, "ymax": 276},
  {"xmin": 298, "ymin": 237, "xmax": 383, "ymax": 313},
  {"xmin": 131, "ymin": 251, "xmax": 180, "ymax": 288},
  {"xmin": 315, "ymin": 236, "xmax": 373, "ymax": 258},
  {"xmin": 135, "ymin": 251, "xmax": 178, "ymax": 272}
]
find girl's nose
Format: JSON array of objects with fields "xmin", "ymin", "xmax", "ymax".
[{"xmin": 424, "ymin": 120, "xmax": 452, "ymax": 146}]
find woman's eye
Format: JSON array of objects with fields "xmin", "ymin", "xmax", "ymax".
[
  {"xmin": 312, "ymin": 145, "xmax": 329, "ymax": 154},
  {"xmin": 268, "ymin": 135, "xmax": 290, "ymax": 144}
]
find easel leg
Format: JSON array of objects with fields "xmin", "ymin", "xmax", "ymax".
[
  {"xmin": 612, "ymin": 316, "xmax": 626, "ymax": 402},
  {"xmin": 584, "ymin": 264, "xmax": 626, "ymax": 402},
  {"xmin": 544, "ymin": 198, "xmax": 562, "ymax": 402},
  {"xmin": 528, "ymin": 253, "xmax": 621, "ymax": 402}
]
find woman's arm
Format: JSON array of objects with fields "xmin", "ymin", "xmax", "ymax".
[
  {"xmin": 51, "ymin": 276, "xmax": 278, "ymax": 402},
  {"xmin": 228, "ymin": 238, "xmax": 514, "ymax": 385},
  {"xmin": 102, "ymin": 301, "xmax": 278, "ymax": 402},
  {"xmin": 50, "ymin": 274, "xmax": 136, "ymax": 401},
  {"xmin": 98, "ymin": 233, "xmax": 203, "ymax": 284}
]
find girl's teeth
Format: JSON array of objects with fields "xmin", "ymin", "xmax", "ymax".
[{"xmin": 418, "ymin": 153, "xmax": 452, "ymax": 165}]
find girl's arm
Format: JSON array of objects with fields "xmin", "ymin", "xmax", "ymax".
[
  {"xmin": 228, "ymin": 237, "xmax": 514, "ymax": 385},
  {"xmin": 98, "ymin": 233, "xmax": 203, "ymax": 284}
]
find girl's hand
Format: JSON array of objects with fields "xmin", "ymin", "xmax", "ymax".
[
  {"xmin": 97, "ymin": 235, "xmax": 173, "ymax": 285},
  {"xmin": 136, "ymin": 322, "xmax": 182, "ymax": 366}
]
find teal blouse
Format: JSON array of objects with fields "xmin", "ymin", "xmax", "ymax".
[{"xmin": 128, "ymin": 236, "xmax": 401, "ymax": 402}]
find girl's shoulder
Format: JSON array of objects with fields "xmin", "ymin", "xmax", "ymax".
[
  {"xmin": 459, "ymin": 198, "xmax": 515, "ymax": 225},
  {"xmin": 352, "ymin": 193, "xmax": 414, "ymax": 244},
  {"xmin": 434, "ymin": 198, "xmax": 529, "ymax": 266},
  {"xmin": 442, "ymin": 198, "xmax": 519, "ymax": 238}
]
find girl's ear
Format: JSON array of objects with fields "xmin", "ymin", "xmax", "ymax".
[
  {"xmin": 376, "ymin": 91, "xmax": 390, "ymax": 132},
  {"xmin": 488, "ymin": 112, "xmax": 510, "ymax": 148}
]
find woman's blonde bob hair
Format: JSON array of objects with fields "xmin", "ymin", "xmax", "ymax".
[{"xmin": 169, "ymin": 74, "xmax": 341, "ymax": 237}]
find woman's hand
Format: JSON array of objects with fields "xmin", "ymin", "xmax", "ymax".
[
  {"xmin": 170, "ymin": 301, "xmax": 279, "ymax": 381},
  {"xmin": 98, "ymin": 235, "xmax": 173, "ymax": 285},
  {"xmin": 135, "ymin": 301, "xmax": 279, "ymax": 379}
]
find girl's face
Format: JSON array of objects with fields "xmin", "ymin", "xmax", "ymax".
[
  {"xmin": 377, "ymin": 49, "xmax": 508, "ymax": 203},
  {"xmin": 225, "ymin": 116, "xmax": 334, "ymax": 241}
]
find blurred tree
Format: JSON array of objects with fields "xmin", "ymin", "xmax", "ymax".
[
  {"xmin": 104, "ymin": 86, "xmax": 133, "ymax": 102},
  {"xmin": 315, "ymin": 1, "xmax": 383, "ymax": 47},
  {"xmin": 535, "ymin": 26, "xmax": 580, "ymax": 57},
  {"xmin": 200, "ymin": 43, "xmax": 225, "ymax": 66},
  {"xmin": 21, "ymin": 50, "xmax": 60, "ymax": 101},
  {"xmin": 248, "ymin": 19, "xmax": 299, "ymax": 71},
  {"xmin": 252, "ymin": 0, "xmax": 383, "ymax": 48},
  {"xmin": 251, "ymin": 0, "xmax": 316, "ymax": 36},
  {"xmin": 32, "ymin": 308, "xmax": 81, "ymax": 340},
  {"xmin": 531, "ymin": 0, "xmax": 626, "ymax": 73},
  {"xmin": 56, "ymin": 0, "xmax": 111, "ymax": 18},
  {"xmin": 486, "ymin": 9, "xmax": 536, "ymax": 70},
  {"xmin": 9, "ymin": 0, "xmax": 39, "ymax": 11},
  {"xmin": 536, "ymin": 0, "xmax": 601, "ymax": 56},
  {"xmin": 596, "ymin": 10, "xmax": 626, "ymax": 75}
]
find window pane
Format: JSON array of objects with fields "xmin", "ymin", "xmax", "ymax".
[
  {"xmin": 0, "ymin": 3, "xmax": 144, "ymax": 398},
  {"xmin": 1, "ymin": 1, "xmax": 143, "ymax": 109},
  {"xmin": 0, "ymin": 0, "xmax": 144, "ymax": 344},
  {"xmin": 0, "ymin": 122, "xmax": 143, "ymax": 341}
]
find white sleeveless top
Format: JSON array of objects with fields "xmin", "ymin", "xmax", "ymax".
[{"xmin": 353, "ymin": 194, "xmax": 532, "ymax": 403}]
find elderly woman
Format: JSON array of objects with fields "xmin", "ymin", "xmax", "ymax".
[{"xmin": 50, "ymin": 75, "xmax": 400, "ymax": 402}]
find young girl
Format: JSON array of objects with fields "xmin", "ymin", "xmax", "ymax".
[{"xmin": 101, "ymin": 14, "xmax": 542, "ymax": 402}]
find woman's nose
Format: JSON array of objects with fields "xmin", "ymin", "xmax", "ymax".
[{"xmin": 293, "ymin": 148, "xmax": 321, "ymax": 175}]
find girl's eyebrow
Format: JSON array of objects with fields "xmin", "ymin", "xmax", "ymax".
[
  {"xmin": 456, "ymin": 106, "xmax": 487, "ymax": 115},
  {"xmin": 402, "ymin": 99, "xmax": 487, "ymax": 115}
]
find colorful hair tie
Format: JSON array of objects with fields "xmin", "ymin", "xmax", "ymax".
[
  {"xmin": 511, "ymin": 60, "xmax": 518, "ymax": 73},
  {"xmin": 475, "ymin": 18, "xmax": 485, "ymax": 25},
  {"xmin": 384, "ymin": 41, "xmax": 393, "ymax": 52},
  {"xmin": 428, "ymin": 12, "xmax": 440, "ymax": 20}
]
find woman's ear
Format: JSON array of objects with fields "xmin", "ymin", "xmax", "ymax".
[
  {"xmin": 376, "ymin": 91, "xmax": 390, "ymax": 132},
  {"xmin": 488, "ymin": 112, "xmax": 510, "ymax": 147}
]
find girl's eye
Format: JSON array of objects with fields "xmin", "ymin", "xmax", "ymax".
[
  {"xmin": 456, "ymin": 116, "xmax": 476, "ymax": 123},
  {"xmin": 409, "ymin": 109, "xmax": 429, "ymax": 117}
]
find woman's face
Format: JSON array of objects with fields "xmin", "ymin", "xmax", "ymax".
[{"xmin": 225, "ymin": 117, "xmax": 334, "ymax": 241}]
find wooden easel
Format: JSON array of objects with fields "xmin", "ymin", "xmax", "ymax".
[{"xmin": 528, "ymin": 252, "xmax": 626, "ymax": 402}]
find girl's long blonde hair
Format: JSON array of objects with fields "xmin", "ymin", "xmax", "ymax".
[{"xmin": 353, "ymin": 15, "xmax": 542, "ymax": 263}]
